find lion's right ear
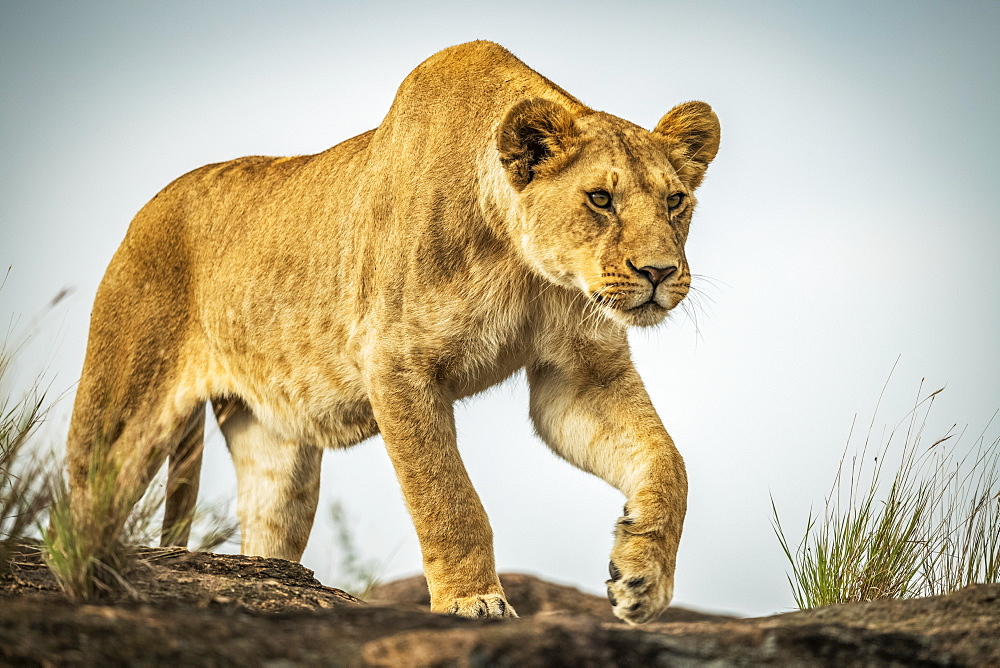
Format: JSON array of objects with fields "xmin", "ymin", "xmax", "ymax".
[{"xmin": 497, "ymin": 98, "xmax": 577, "ymax": 191}]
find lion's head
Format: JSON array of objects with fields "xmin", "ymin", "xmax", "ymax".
[{"xmin": 498, "ymin": 98, "xmax": 720, "ymax": 327}]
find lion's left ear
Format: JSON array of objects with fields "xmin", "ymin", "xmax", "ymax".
[{"xmin": 653, "ymin": 101, "xmax": 721, "ymax": 190}]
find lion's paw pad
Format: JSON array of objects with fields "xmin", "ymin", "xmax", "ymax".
[{"xmin": 448, "ymin": 594, "xmax": 517, "ymax": 619}]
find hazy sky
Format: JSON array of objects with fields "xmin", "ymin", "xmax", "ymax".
[{"xmin": 2, "ymin": 1, "xmax": 998, "ymax": 616}]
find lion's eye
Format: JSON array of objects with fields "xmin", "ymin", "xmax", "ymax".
[
  {"xmin": 588, "ymin": 190, "xmax": 612, "ymax": 209},
  {"xmin": 667, "ymin": 193, "xmax": 685, "ymax": 210}
]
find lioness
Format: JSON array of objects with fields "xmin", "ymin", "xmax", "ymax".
[{"xmin": 67, "ymin": 41, "xmax": 719, "ymax": 623}]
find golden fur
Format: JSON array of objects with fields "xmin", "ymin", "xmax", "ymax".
[{"xmin": 66, "ymin": 41, "xmax": 720, "ymax": 623}]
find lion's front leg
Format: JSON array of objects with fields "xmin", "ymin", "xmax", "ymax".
[
  {"xmin": 528, "ymin": 357, "xmax": 687, "ymax": 625},
  {"xmin": 367, "ymin": 371, "xmax": 517, "ymax": 619}
]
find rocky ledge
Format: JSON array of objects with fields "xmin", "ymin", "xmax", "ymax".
[{"xmin": 1, "ymin": 548, "xmax": 997, "ymax": 666}]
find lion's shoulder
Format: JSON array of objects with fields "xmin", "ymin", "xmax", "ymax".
[{"xmin": 385, "ymin": 42, "xmax": 586, "ymax": 127}]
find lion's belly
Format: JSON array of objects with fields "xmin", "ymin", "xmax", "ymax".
[
  {"xmin": 205, "ymin": 344, "xmax": 376, "ymax": 449},
  {"xmin": 198, "ymin": 301, "xmax": 376, "ymax": 449},
  {"xmin": 203, "ymin": 339, "xmax": 526, "ymax": 450}
]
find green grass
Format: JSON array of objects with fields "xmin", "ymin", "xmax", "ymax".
[
  {"xmin": 773, "ymin": 379, "xmax": 1000, "ymax": 609},
  {"xmin": 43, "ymin": 457, "xmax": 140, "ymax": 600}
]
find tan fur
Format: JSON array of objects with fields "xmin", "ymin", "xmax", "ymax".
[{"xmin": 66, "ymin": 41, "xmax": 720, "ymax": 623}]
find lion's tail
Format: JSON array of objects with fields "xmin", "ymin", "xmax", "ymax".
[{"xmin": 161, "ymin": 408, "xmax": 204, "ymax": 548}]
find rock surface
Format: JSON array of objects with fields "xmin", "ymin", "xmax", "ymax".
[
  {"xmin": 2, "ymin": 548, "xmax": 997, "ymax": 666},
  {"xmin": 368, "ymin": 572, "xmax": 733, "ymax": 623}
]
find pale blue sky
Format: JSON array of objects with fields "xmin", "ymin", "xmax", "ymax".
[{"xmin": 2, "ymin": 1, "xmax": 998, "ymax": 616}]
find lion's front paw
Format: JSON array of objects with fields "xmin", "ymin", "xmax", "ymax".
[
  {"xmin": 606, "ymin": 530, "xmax": 676, "ymax": 625},
  {"xmin": 447, "ymin": 593, "xmax": 518, "ymax": 619},
  {"xmin": 606, "ymin": 560, "xmax": 671, "ymax": 624}
]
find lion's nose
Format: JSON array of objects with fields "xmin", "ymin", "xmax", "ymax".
[{"xmin": 631, "ymin": 263, "xmax": 677, "ymax": 287}]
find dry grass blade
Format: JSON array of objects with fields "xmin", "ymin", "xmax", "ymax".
[
  {"xmin": 329, "ymin": 500, "xmax": 391, "ymax": 599},
  {"xmin": 1, "ymin": 300, "xmax": 59, "ymax": 573}
]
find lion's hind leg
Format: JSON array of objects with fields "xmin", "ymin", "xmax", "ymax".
[
  {"xmin": 65, "ymin": 236, "xmax": 209, "ymax": 562},
  {"xmin": 212, "ymin": 398, "xmax": 322, "ymax": 562}
]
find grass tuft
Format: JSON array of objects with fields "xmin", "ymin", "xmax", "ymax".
[
  {"xmin": 1, "ymin": 286, "xmax": 59, "ymax": 572},
  {"xmin": 42, "ymin": 452, "xmax": 238, "ymax": 601},
  {"xmin": 773, "ymin": 375, "xmax": 1000, "ymax": 609},
  {"xmin": 42, "ymin": 456, "xmax": 239, "ymax": 601},
  {"xmin": 0, "ymin": 381, "xmax": 53, "ymax": 573},
  {"xmin": 42, "ymin": 453, "xmax": 143, "ymax": 601}
]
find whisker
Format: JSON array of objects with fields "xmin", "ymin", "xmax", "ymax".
[
  {"xmin": 580, "ymin": 295, "xmax": 604, "ymax": 333},
  {"xmin": 690, "ymin": 273, "xmax": 728, "ymax": 299},
  {"xmin": 677, "ymin": 280, "xmax": 720, "ymax": 345},
  {"xmin": 678, "ymin": 299, "xmax": 702, "ymax": 342}
]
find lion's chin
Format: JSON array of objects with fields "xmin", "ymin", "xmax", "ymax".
[{"xmin": 606, "ymin": 301, "xmax": 670, "ymax": 328}]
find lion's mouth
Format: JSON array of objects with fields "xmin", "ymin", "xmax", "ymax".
[
  {"xmin": 589, "ymin": 293, "xmax": 666, "ymax": 313},
  {"xmin": 628, "ymin": 299, "xmax": 665, "ymax": 312},
  {"xmin": 620, "ymin": 298, "xmax": 670, "ymax": 328},
  {"xmin": 587, "ymin": 287, "xmax": 675, "ymax": 326},
  {"xmin": 587, "ymin": 291, "xmax": 671, "ymax": 327}
]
